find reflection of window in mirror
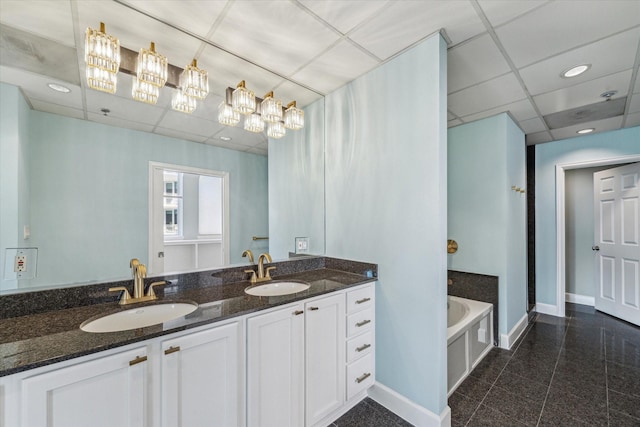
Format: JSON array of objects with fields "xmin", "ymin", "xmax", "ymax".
[{"xmin": 150, "ymin": 163, "xmax": 229, "ymax": 275}]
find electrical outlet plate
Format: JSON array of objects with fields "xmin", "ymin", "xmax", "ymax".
[
  {"xmin": 295, "ymin": 237, "xmax": 309, "ymax": 254},
  {"xmin": 4, "ymin": 248, "xmax": 38, "ymax": 280}
]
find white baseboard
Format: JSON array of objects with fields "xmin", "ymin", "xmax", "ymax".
[
  {"xmin": 565, "ymin": 293, "xmax": 595, "ymax": 306},
  {"xmin": 499, "ymin": 313, "xmax": 528, "ymax": 350},
  {"xmin": 535, "ymin": 302, "xmax": 559, "ymax": 316},
  {"xmin": 368, "ymin": 382, "xmax": 451, "ymax": 427}
]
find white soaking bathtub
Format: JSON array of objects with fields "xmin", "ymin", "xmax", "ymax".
[{"xmin": 447, "ymin": 296, "xmax": 494, "ymax": 396}]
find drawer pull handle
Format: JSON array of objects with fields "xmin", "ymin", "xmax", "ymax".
[
  {"xmin": 355, "ymin": 372, "xmax": 371, "ymax": 383},
  {"xmin": 356, "ymin": 343, "xmax": 371, "ymax": 352},
  {"xmin": 293, "ymin": 310, "xmax": 304, "ymax": 316},
  {"xmin": 129, "ymin": 355, "xmax": 147, "ymax": 366},
  {"xmin": 356, "ymin": 319, "xmax": 371, "ymax": 327},
  {"xmin": 356, "ymin": 297, "xmax": 371, "ymax": 304},
  {"xmin": 309, "ymin": 306, "xmax": 319, "ymax": 311},
  {"xmin": 164, "ymin": 346, "xmax": 181, "ymax": 355}
]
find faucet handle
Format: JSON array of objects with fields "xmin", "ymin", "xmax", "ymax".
[
  {"xmin": 265, "ymin": 266, "xmax": 276, "ymax": 279},
  {"xmin": 244, "ymin": 269, "xmax": 257, "ymax": 284},
  {"xmin": 109, "ymin": 286, "xmax": 132, "ymax": 305},
  {"xmin": 146, "ymin": 280, "xmax": 167, "ymax": 298}
]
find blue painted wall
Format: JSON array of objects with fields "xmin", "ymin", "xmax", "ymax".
[
  {"xmin": 535, "ymin": 126, "xmax": 640, "ymax": 307},
  {"xmin": 324, "ymin": 33, "xmax": 448, "ymax": 415},
  {"xmin": 447, "ymin": 113, "xmax": 527, "ymax": 340}
]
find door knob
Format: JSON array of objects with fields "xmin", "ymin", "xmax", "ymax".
[{"xmin": 592, "ymin": 246, "xmax": 600, "ymax": 251}]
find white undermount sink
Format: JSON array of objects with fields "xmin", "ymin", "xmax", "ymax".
[
  {"xmin": 80, "ymin": 302, "xmax": 198, "ymax": 333},
  {"xmin": 245, "ymin": 280, "xmax": 310, "ymax": 297}
]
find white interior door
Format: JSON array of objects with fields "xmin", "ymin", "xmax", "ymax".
[{"xmin": 593, "ymin": 162, "xmax": 640, "ymax": 325}]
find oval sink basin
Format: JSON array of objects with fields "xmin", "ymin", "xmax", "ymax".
[
  {"xmin": 245, "ymin": 280, "xmax": 310, "ymax": 297},
  {"xmin": 80, "ymin": 302, "xmax": 198, "ymax": 333}
]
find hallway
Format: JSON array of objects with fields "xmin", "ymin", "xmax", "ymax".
[{"xmin": 449, "ymin": 303, "xmax": 640, "ymax": 426}]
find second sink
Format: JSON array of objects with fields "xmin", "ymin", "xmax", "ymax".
[{"xmin": 245, "ymin": 280, "xmax": 310, "ymax": 297}]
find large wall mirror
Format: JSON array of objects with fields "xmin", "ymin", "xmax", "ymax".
[{"xmin": 0, "ymin": 1, "xmax": 325, "ymax": 294}]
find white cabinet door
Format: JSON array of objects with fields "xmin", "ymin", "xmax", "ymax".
[
  {"xmin": 161, "ymin": 322, "xmax": 240, "ymax": 427},
  {"xmin": 21, "ymin": 346, "xmax": 148, "ymax": 427},
  {"xmin": 247, "ymin": 303, "xmax": 304, "ymax": 427},
  {"xmin": 305, "ymin": 294, "xmax": 345, "ymax": 426}
]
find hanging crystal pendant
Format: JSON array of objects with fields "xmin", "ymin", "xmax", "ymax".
[
  {"xmin": 172, "ymin": 89, "xmax": 196, "ymax": 113},
  {"xmin": 132, "ymin": 77, "xmax": 160, "ymax": 104},
  {"xmin": 180, "ymin": 59, "xmax": 208, "ymax": 100},
  {"xmin": 267, "ymin": 121, "xmax": 286, "ymax": 139},
  {"xmin": 261, "ymin": 91, "xmax": 283, "ymax": 123},
  {"xmin": 244, "ymin": 112, "xmax": 265, "ymax": 133},
  {"xmin": 136, "ymin": 42, "xmax": 168, "ymax": 88},
  {"xmin": 232, "ymin": 80, "xmax": 255, "ymax": 114},
  {"xmin": 218, "ymin": 101, "xmax": 240, "ymax": 126},
  {"xmin": 284, "ymin": 101, "xmax": 304, "ymax": 130},
  {"xmin": 85, "ymin": 22, "xmax": 120, "ymax": 94}
]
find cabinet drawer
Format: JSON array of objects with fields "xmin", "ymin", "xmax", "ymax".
[
  {"xmin": 346, "ymin": 330, "xmax": 372, "ymax": 363},
  {"xmin": 346, "ymin": 286, "xmax": 374, "ymax": 314},
  {"xmin": 347, "ymin": 307, "xmax": 373, "ymax": 338},
  {"xmin": 346, "ymin": 353, "xmax": 374, "ymax": 399}
]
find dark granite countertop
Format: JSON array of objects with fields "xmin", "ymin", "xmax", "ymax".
[{"xmin": 0, "ymin": 261, "xmax": 376, "ymax": 377}]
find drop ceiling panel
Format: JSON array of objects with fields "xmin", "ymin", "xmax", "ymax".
[
  {"xmin": 197, "ymin": 45, "xmax": 288, "ymax": 99},
  {"xmin": 160, "ymin": 110, "xmax": 224, "ymax": 137},
  {"xmin": 209, "ymin": 1, "xmax": 340, "ymax": 77},
  {"xmin": 525, "ymin": 130, "xmax": 553, "ymax": 145},
  {"xmin": 0, "ymin": 66, "xmax": 83, "ymax": 108},
  {"xmin": 349, "ymin": 1, "xmax": 484, "ymax": 60},
  {"xmin": 291, "ymin": 40, "xmax": 380, "ymax": 95},
  {"xmin": 477, "ymin": 0, "xmax": 549, "ymax": 27},
  {"xmin": 30, "ymin": 99, "xmax": 85, "ymax": 120},
  {"xmin": 635, "ymin": 75, "xmax": 640, "ymax": 94},
  {"xmin": 448, "ymin": 73, "xmax": 527, "ymax": 118},
  {"xmin": 629, "ymin": 94, "xmax": 640, "ymax": 114},
  {"xmin": 533, "ymin": 69, "xmax": 633, "ymax": 115},
  {"xmin": 85, "ymin": 88, "xmax": 166, "ymax": 125},
  {"xmin": 190, "ymin": 93, "xmax": 224, "ymax": 121},
  {"xmin": 447, "ymin": 33, "xmax": 511, "ymax": 93},
  {"xmin": 549, "ymin": 116, "xmax": 623, "ymax": 140},
  {"xmin": 519, "ymin": 28, "xmax": 640, "ymax": 96},
  {"xmin": 0, "ymin": 0, "xmax": 75, "ymax": 46},
  {"xmin": 247, "ymin": 146, "xmax": 268, "ymax": 156},
  {"xmin": 518, "ymin": 117, "xmax": 547, "ymax": 134},
  {"xmin": 496, "ymin": 1, "xmax": 640, "ymax": 68},
  {"xmin": 87, "ymin": 112, "xmax": 155, "ymax": 133},
  {"xmin": 210, "ymin": 126, "xmax": 267, "ymax": 147},
  {"xmin": 272, "ymin": 80, "xmax": 323, "ymax": 109},
  {"xmin": 109, "ymin": 73, "xmax": 172, "ymax": 109},
  {"xmin": 625, "ymin": 112, "xmax": 640, "ymax": 128},
  {"xmin": 76, "ymin": 1, "xmax": 202, "ymax": 68},
  {"xmin": 448, "ymin": 118, "xmax": 463, "ymax": 127},
  {"xmin": 153, "ymin": 127, "xmax": 209, "ymax": 143},
  {"xmin": 121, "ymin": 0, "xmax": 227, "ymax": 37},
  {"xmin": 460, "ymin": 99, "xmax": 538, "ymax": 123},
  {"xmin": 299, "ymin": 0, "xmax": 389, "ymax": 34}
]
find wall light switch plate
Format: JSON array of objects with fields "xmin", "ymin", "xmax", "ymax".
[{"xmin": 295, "ymin": 237, "xmax": 309, "ymax": 254}]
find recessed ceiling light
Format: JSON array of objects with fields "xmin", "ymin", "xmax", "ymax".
[
  {"xmin": 577, "ymin": 128, "xmax": 595, "ymax": 134},
  {"xmin": 561, "ymin": 64, "xmax": 591, "ymax": 78},
  {"xmin": 47, "ymin": 83, "xmax": 71, "ymax": 93},
  {"xmin": 219, "ymin": 136, "xmax": 232, "ymax": 141}
]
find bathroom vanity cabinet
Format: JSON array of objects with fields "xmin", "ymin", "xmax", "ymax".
[
  {"xmin": 1, "ymin": 319, "xmax": 243, "ymax": 427},
  {"xmin": 247, "ymin": 292, "xmax": 345, "ymax": 427},
  {"xmin": 0, "ymin": 282, "xmax": 375, "ymax": 427}
]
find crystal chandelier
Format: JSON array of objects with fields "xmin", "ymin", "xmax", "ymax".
[
  {"xmin": 85, "ymin": 22, "xmax": 120, "ymax": 94},
  {"xmin": 137, "ymin": 42, "xmax": 168, "ymax": 88},
  {"xmin": 171, "ymin": 89, "xmax": 196, "ymax": 113},
  {"xmin": 284, "ymin": 101, "xmax": 305, "ymax": 130},
  {"xmin": 180, "ymin": 59, "xmax": 209, "ymax": 100},
  {"xmin": 132, "ymin": 77, "xmax": 159, "ymax": 105},
  {"xmin": 261, "ymin": 91, "xmax": 282, "ymax": 123},
  {"xmin": 232, "ymin": 80, "xmax": 256, "ymax": 115},
  {"xmin": 218, "ymin": 101, "xmax": 240, "ymax": 126}
]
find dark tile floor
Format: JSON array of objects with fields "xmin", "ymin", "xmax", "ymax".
[{"xmin": 334, "ymin": 303, "xmax": 640, "ymax": 426}]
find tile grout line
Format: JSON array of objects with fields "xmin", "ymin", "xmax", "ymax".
[
  {"xmin": 534, "ymin": 312, "xmax": 573, "ymax": 427},
  {"xmin": 463, "ymin": 315, "xmax": 538, "ymax": 426}
]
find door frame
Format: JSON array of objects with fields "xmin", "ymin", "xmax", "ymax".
[
  {"xmin": 554, "ymin": 154, "xmax": 640, "ymax": 318},
  {"xmin": 148, "ymin": 161, "xmax": 230, "ymax": 275}
]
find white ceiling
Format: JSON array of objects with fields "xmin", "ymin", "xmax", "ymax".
[{"xmin": 1, "ymin": 0, "xmax": 639, "ymax": 156}]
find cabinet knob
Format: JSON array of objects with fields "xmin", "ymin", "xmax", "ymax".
[{"xmin": 293, "ymin": 310, "xmax": 304, "ymax": 316}]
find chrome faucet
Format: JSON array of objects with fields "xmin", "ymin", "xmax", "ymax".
[
  {"xmin": 109, "ymin": 258, "xmax": 167, "ymax": 305},
  {"xmin": 244, "ymin": 252, "xmax": 275, "ymax": 285}
]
